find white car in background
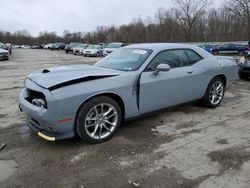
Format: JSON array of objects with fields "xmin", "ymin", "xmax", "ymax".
[
  {"xmin": 103, "ymin": 42, "xmax": 126, "ymax": 56},
  {"xmin": 73, "ymin": 44, "xmax": 88, "ymax": 55},
  {"xmin": 44, "ymin": 43, "xmax": 53, "ymax": 49},
  {"xmin": 83, "ymin": 44, "xmax": 103, "ymax": 57},
  {"xmin": 0, "ymin": 48, "xmax": 10, "ymax": 60}
]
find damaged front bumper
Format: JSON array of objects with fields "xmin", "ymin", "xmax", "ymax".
[{"xmin": 19, "ymin": 79, "xmax": 76, "ymax": 141}]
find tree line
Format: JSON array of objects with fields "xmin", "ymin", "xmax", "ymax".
[{"xmin": 0, "ymin": 0, "xmax": 249, "ymax": 45}]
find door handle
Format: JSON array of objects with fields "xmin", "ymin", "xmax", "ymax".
[{"xmin": 187, "ymin": 70, "xmax": 193, "ymax": 74}]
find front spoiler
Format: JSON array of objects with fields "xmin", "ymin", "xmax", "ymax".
[
  {"xmin": 26, "ymin": 116, "xmax": 75, "ymax": 141},
  {"xmin": 38, "ymin": 132, "xmax": 55, "ymax": 141}
]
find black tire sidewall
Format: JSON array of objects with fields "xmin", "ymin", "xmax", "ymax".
[
  {"xmin": 203, "ymin": 77, "xmax": 225, "ymax": 108},
  {"xmin": 76, "ymin": 96, "xmax": 122, "ymax": 144}
]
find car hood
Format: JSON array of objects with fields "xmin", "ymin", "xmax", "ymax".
[
  {"xmin": 0, "ymin": 48, "xmax": 9, "ymax": 53},
  {"xmin": 27, "ymin": 64, "xmax": 123, "ymax": 90}
]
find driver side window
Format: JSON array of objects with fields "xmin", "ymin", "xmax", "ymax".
[{"xmin": 146, "ymin": 49, "xmax": 189, "ymax": 71}]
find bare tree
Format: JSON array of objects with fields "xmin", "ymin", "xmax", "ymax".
[
  {"xmin": 225, "ymin": 0, "xmax": 250, "ymax": 39},
  {"xmin": 172, "ymin": 0, "xmax": 211, "ymax": 41}
]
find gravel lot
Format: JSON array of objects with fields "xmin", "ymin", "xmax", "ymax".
[{"xmin": 0, "ymin": 49, "xmax": 250, "ymax": 188}]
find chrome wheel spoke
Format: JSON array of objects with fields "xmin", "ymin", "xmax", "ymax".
[
  {"xmin": 100, "ymin": 104, "xmax": 104, "ymax": 116},
  {"xmin": 103, "ymin": 107, "xmax": 113, "ymax": 117},
  {"xmin": 99, "ymin": 125, "xmax": 103, "ymax": 138},
  {"xmin": 102, "ymin": 123, "xmax": 111, "ymax": 132},
  {"xmin": 86, "ymin": 117, "xmax": 97, "ymax": 121},
  {"xmin": 91, "ymin": 124, "xmax": 99, "ymax": 137},
  {"xmin": 86, "ymin": 123, "xmax": 96, "ymax": 128},
  {"xmin": 107, "ymin": 112, "xmax": 117, "ymax": 119},
  {"xmin": 105, "ymin": 119, "xmax": 116, "ymax": 127}
]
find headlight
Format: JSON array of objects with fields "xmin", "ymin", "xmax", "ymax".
[{"xmin": 32, "ymin": 98, "xmax": 47, "ymax": 108}]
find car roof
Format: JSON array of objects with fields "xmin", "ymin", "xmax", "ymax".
[
  {"xmin": 128, "ymin": 43, "xmax": 197, "ymax": 50},
  {"xmin": 125, "ymin": 43, "xmax": 213, "ymax": 58}
]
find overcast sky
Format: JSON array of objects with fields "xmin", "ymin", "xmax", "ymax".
[{"xmin": 0, "ymin": 0, "xmax": 224, "ymax": 36}]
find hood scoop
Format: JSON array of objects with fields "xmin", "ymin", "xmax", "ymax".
[{"xmin": 42, "ymin": 69, "xmax": 50, "ymax": 74}]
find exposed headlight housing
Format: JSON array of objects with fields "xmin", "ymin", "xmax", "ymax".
[{"xmin": 32, "ymin": 98, "xmax": 47, "ymax": 108}]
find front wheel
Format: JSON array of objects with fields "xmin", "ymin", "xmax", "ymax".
[
  {"xmin": 202, "ymin": 77, "xmax": 225, "ymax": 108},
  {"xmin": 76, "ymin": 96, "xmax": 122, "ymax": 144}
]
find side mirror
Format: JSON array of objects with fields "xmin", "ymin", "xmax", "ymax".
[{"xmin": 153, "ymin": 64, "xmax": 170, "ymax": 75}]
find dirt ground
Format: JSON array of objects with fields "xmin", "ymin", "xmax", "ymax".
[{"xmin": 0, "ymin": 49, "xmax": 250, "ymax": 188}]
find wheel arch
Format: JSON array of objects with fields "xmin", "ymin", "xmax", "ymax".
[
  {"xmin": 204, "ymin": 74, "xmax": 227, "ymax": 97},
  {"xmin": 75, "ymin": 92, "xmax": 125, "ymax": 123},
  {"xmin": 215, "ymin": 74, "xmax": 227, "ymax": 87}
]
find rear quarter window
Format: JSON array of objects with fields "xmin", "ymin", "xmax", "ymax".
[{"xmin": 185, "ymin": 50, "xmax": 203, "ymax": 65}]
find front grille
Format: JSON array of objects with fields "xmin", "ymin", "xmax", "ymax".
[{"xmin": 1, "ymin": 52, "xmax": 9, "ymax": 56}]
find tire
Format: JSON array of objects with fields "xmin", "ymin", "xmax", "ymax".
[
  {"xmin": 212, "ymin": 50, "xmax": 219, "ymax": 55},
  {"xmin": 202, "ymin": 77, "xmax": 225, "ymax": 108},
  {"xmin": 65, "ymin": 51, "xmax": 68, "ymax": 53},
  {"xmin": 76, "ymin": 96, "xmax": 122, "ymax": 144}
]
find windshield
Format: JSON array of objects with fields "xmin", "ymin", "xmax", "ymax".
[
  {"xmin": 95, "ymin": 48, "xmax": 152, "ymax": 71},
  {"xmin": 87, "ymin": 45, "xmax": 99, "ymax": 49},
  {"xmin": 77, "ymin": 44, "xmax": 87, "ymax": 48},
  {"xmin": 106, "ymin": 43, "xmax": 122, "ymax": 48},
  {"xmin": 70, "ymin": 43, "xmax": 81, "ymax": 47}
]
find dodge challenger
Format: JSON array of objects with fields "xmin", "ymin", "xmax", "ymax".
[{"xmin": 19, "ymin": 43, "xmax": 238, "ymax": 143}]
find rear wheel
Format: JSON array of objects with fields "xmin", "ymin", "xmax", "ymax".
[
  {"xmin": 212, "ymin": 50, "xmax": 219, "ymax": 55},
  {"xmin": 202, "ymin": 77, "xmax": 225, "ymax": 108},
  {"xmin": 76, "ymin": 96, "xmax": 122, "ymax": 144}
]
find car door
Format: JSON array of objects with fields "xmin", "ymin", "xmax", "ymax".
[{"xmin": 139, "ymin": 49, "xmax": 198, "ymax": 114}]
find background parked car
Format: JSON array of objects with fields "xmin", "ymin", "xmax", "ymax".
[
  {"xmin": 239, "ymin": 53, "xmax": 250, "ymax": 80},
  {"xmin": 0, "ymin": 48, "xmax": 10, "ymax": 60},
  {"xmin": 83, "ymin": 44, "xmax": 103, "ymax": 57},
  {"xmin": 0, "ymin": 43, "xmax": 12, "ymax": 54},
  {"xmin": 103, "ymin": 42, "xmax": 126, "ymax": 56},
  {"xmin": 31, "ymin": 45, "xmax": 40, "ymax": 49},
  {"xmin": 199, "ymin": 44, "xmax": 215, "ymax": 54},
  {"xmin": 73, "ymin": 43, "xmax": 88, "ymax": 55},
  {"xmin": 21, "ymin": 45, "xmax": 31, "ymax": 49},
  {"xmin": 44, "ymin": 43, "xmax": 53, "ymax": 49},
  {"xmin": 51, "ymin": 43, "xmax": 66, "ymax": 50},
  {"xmin": 98, "ymin": 42, "xmax": 108, "ymax": 49},
  {"xmin": 212, "ymin": 43, "xmax": 247, "ymax": 55},
  {"xmin": 65, "ymin": 42, "xmax": 82, "ymax": 53}
]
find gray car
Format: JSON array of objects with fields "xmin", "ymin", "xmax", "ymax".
[
  {"xmin": 19, "ymin": 43, "xmax": 238, "ymax": 143},
  {"xmin": 0, "ymin": 48, "xmax": 10, "ymax": 60},
  {"xmin": 83, "ymin": 44, "xmax": 103, "ymax": 57}
]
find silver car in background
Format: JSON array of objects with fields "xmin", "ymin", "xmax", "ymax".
[
  {"xmin": 73, "ymin": 44, "xmax": 88, "ymax": 55},
  {"xmin": 103, "ymin": 42, "xmax": 126, "ymax": 56},
  {"xmin": 19, "ymin": 43, "xmax": 238, "ymax": 144},
  {"xmin": 83, "ymin": 44, "xmax": 103, "ymax": 57}
]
